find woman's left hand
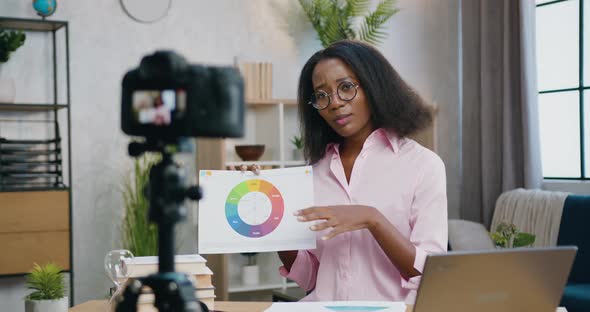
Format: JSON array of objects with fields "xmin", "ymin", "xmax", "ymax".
[{"xmin": 294, "ymin": 205, "xmax": 381, "ymax": 240}]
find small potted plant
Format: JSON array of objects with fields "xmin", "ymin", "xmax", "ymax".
[
  {"xmin": 0, "ymin": 29, "xmax": 26, "ymax": 102},
  {"xmin": 490, "ymin": 222, "xmax": 536, "ymax": 248},
  {"xmin": 291, "ymin": 135, "xmax": 304, "ymax": 161},
  {"xmin": 24, "ymin": 263, "xmax": 68, "ymax": 312}
]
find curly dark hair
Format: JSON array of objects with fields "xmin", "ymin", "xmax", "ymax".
[{"xmin": 298, "ymin": 39, "xmax": 433, "ymax": 164}]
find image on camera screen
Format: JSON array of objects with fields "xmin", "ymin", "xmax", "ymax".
[{"xmin": 132, "ymin": 89, "xmax": 186, "ymax": 126}]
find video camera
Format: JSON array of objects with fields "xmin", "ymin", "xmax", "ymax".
[
  {"xmin": 121, "ymin": 50, "xmax": 244, "ymax": 139},
  {"xmin": 116, "ymin": 51, "xmax": 245, "ymax": 312}
]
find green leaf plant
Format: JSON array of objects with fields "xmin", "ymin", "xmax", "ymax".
[
  {"xmin": 298, "ymin": 0, "xmax": 399, "ymax": 48},
  {"xmin": 490, "ymin": 222, "xmax": 536, "ymax": 248},
  {"xmin": 0, "ymin": 29, "xmax": 26, "ymax": 63},
  {"xmin": 25, "ymin": 263, "xmax": 65, "ymax": 301}
]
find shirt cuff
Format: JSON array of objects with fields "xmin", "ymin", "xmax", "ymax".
[
  {"xmin": 401, "ymin": 245, "xmax": 428, "ymax": 290},
  {"xmin": 278, "ymin": 250, "xmax": 311, "ymax": 280}
]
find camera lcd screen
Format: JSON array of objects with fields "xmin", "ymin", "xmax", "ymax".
[{"xmin": 132, "ymin": 89, "xmax": 186, "ymax": 126}]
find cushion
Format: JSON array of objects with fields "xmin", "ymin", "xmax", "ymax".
[
  {"xmin": 448, "ymin": 219, "xmax": 495, "ymax": 251},
  {"xmin": 560, "ymin": 284, "xmax": 590, "ymax": 312},
  {"xmin": 557, "ymin": 195, "xmax": 590, "ymax": 283}
]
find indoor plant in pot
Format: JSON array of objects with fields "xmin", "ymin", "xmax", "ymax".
[
  {"xmin": 298, "ymin": 0, "xmax": 398, "ymax": 48},
  {"xmin": 24, "ymin": 263, "xmax": 67, "ymax": 312},
  {"xmin": 0, "ymin": 29, "xmax": 26, "ymax": 102},
  {"xmin": 291, "ymin": 135, "xmax": 304, "ymax": 161},
  {"xmin": 489, "ymin": 222, "xmax": 536, "ymax": 248},
  {"xmin": 121, "ymin": 153, "xmax": 160, "ymax": 257}
]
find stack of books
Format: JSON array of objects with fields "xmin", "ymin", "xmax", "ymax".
[
  {"xmin": 238, "ymin": 62, "xmax": 273, "ymax": 101},
  {"xmin": 124, "ymin": 254, "xmax": 215, "ymax": 310}
]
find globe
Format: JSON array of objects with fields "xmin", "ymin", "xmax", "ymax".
[{"xmin": 32, "ymin": 0, "xmax": 57, "ymax": 17}]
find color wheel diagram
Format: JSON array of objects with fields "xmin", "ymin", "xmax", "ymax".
[{"xmin": 225, "ymin": 179, "xmax": 284, "ymax": 238}]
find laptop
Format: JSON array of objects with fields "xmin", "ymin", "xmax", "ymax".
[{"xmin": 413, "ymin": 246, "xmax": 577, "ymax": 312}]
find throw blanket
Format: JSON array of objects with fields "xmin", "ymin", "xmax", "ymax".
[{"xmin": 491, "ymin": 188, "xmax": 569, "ymax": 247}]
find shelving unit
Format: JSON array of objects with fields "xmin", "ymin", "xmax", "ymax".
[
  {"xmin": 225, "ymin": 99, "xmax": 304, "ymax": 169},
  {"xmin": 225, "ymin": 98, "xmax": 305, "ymax": 298},
  {"xmin": 225, "ymin": 252, "xmax": 299, "ymax": 296},
  {"xmin": 195, "ymin": 96, "xmax": 304, "ymax": 300},
  {"xmin": 229, "ymin": 282, "xmax": 298, "ymax": 294},
  {"xmin": 0, "ymin": 16, "xmax": 73, "ymax": 301}
]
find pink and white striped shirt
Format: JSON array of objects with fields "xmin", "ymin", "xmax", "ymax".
[{"xmin": 279, "ymin": 128, "xmax": 447, "ymax": 304}]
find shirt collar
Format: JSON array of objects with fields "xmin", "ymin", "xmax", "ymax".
[
  {"xmin": 325, "ymin": 128, "xmax": 402, "ymax": 155},
  {"xmin": 368, "ymin": 128, "xmax": 402, "ymax": 154}
]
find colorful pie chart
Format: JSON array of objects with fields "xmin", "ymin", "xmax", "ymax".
[{"xmin": 225, "ymin": 179, "xmax": 284, "ymax": 238}]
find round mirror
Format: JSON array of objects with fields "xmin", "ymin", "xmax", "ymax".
[{"xmin": 120, "ymin": 0, "xmax": 171, "ymax": 24}]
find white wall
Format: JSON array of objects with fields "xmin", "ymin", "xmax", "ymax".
[
  {"xmin": 384, "ymin": 1, "xmax": 461, "ymax": 218},
  {"xmin": 0, "ymin": 0, "xmax": 461, "ymax": 309},
  {"xmin": 544, "ymin": 180, "xmax": 590, "ymax": 195}
]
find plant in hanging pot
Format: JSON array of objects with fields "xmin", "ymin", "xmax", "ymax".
[
  {"xmin": 24, "ymin": 263, "xmax": 68, "ymax": 312},
  {"xmin": 0, "ymin": 29, "xmax": 26, "ymax": 103}
]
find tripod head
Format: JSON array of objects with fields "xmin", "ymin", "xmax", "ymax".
[{"xmin": 115, "ymin": 139, "xmax": 208, "ymax": 312}]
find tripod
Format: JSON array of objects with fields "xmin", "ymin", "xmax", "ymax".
[{"xmin": 115, "ymin": 140, "xmax": 208, "ymax": 312}]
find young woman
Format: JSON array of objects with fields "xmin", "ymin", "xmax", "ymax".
[
  {"xmin": 276, "ymin": 39, "xmax": 447, "ymax": 304},
  {"xmin": 238, "ymin": 39, "xmax": 446, "ymax": 303}
]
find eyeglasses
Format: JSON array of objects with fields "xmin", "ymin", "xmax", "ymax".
[{"xmin": 308, "ymin": 81, "xmax": 361, "ymax": 110}]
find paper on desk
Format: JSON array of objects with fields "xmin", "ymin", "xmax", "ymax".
[{"xmin": 264, "ymin": 301, "xmax": 406, "ymax": 312}]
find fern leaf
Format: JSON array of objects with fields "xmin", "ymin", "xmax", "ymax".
[
  {"xmin": 358, "ymin": 0, "xmax": 398, "ymax": 45},
  {"xmin": 344, "ymin": 0, "xmax": 371, "ymax": 17},
  {"xmin": 298, "ymin": 0, "xmax": 398, "ymax": 47}
]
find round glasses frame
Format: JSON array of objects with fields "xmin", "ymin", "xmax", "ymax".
[{"xmin": 308, "ymin": 81, "xmax": 361, "ymax": 110}]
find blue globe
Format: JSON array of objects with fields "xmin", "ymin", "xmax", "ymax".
[{"xmin": 33, "ymin": 0, "xmax": 57, "ymax": 17}]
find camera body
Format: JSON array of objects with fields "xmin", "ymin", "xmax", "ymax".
[{"xmin": 121, "ymin": 50, "xmax": 244, "ymax": 139}]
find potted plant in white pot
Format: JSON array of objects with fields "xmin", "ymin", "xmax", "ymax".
[
  {"xmin": 0, "ymin": 29, "xmax": 26, "ymax": 103},
  {"xmin": 24, "ymin": 263, "xmax": 68, "ymax": 312}
]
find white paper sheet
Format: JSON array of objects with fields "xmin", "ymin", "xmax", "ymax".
[
  {"xmin": 198, "ymin": 166, "xmax": 316, "ymax": 254},
  {"xmin": 264, "ymin": 301, "xmax": 407, "ymax": 312}
]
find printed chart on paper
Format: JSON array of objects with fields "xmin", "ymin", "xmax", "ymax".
[{"xmin": 198, "ymin": 166, "xmax": 316, "ymax": 254}]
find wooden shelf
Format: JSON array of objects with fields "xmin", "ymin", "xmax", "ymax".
[
  {"xmin": 246, "ymin": 99, "xmax": 297, "ymax": 106},
  {"xmin": 0, "ymin": 17, "xmax": 67, "ymax": 32},
  {"xmin": 225, "ymin": 160, "xmax": 306, "ymax": 167},
  {"xmin": 228, "ymin": 282, "xmax": 298, "ymax": 293},
  {"xmin": 0, "ymin": 103, "xmax": 68, "ymax": 111},
  {"xmin": 0, "ymin": 186, "xmax": 70, "ymax": 193}
]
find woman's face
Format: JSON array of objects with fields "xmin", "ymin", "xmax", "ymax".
[{"xmin": 311, "ymin": 58, "xmax": 374, "ymax": 140}]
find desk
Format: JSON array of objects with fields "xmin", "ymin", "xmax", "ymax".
[
  {"xmin": 69, "ymin": 300, "xmax": 272, "ymax": 312},
  {"xmin": 70, "ymin": 300, "xmax": 567, "ymax": 312}
]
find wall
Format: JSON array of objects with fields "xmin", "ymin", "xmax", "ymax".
[
  {"xmin": 0, "ymin": 0, "xmax": 461, "ymax": 309},
  {"xmin": 384, "ymin": 1, "xmax": 461, "ymax": 218},
  {"xmin": 544, "ymin": 180, "xmax": 590, "ymax": 195}
]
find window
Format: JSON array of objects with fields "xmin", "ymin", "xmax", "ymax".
[{"xmin": 536, "ymin": 0, "xmax": 589, "ymax": 179}]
